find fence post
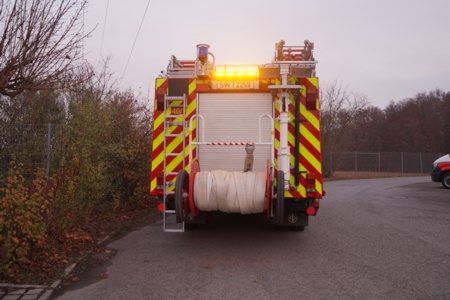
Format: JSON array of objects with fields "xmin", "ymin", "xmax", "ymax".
[
  {"xmin": 419, "ymin": 152, "xmax": 423, "ymax": 173},
  {"xmin": 46, "ymin": 123, "xmax": 52, "ymax": 176},
  {"xmin": 378, "ymin": 152, "xmax": 381, "ymax": 172},
  {"xmin": 401, "ymin": 152, "xmax": 404, "ymax": 174},
  {"xmin": 329, "ymin": 151, "xmax": 333, "ymax": 177}
]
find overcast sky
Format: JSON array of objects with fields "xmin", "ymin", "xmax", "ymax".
[{"xmin": 84, "ymin": 0, "xmax": 450, "ymax": 108}]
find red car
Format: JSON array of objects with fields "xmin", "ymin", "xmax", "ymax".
[{"xmin": 431, "ymin": 154, "xmax": 450, "ymax": 189}]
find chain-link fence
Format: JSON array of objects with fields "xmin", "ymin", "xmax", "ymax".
[
  {"xmin": 325, "ymin": 151, "xmax": 445, "ymax": 176},
  {"xmin": 0, "ymin": 124, "xmax": 62, "ymax": 177},
  {"xmin": 1, "ymin": 124, "xmax": 446, "ymax": 179}
]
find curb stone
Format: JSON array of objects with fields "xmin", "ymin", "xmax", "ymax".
[
  {"xmin": 0, "ymin": 284, "xmax": 49, "ymax": 300},
  {"xmin": 0, "ymin": 262, "xmax": 77, "ymax": 300},
  {"xmin": 1, "ymin": 231, "xmax": 115, "ymax": 300},
  {"xmin": 40, "ymin": 262, "xmax": 77, "ymax": 300}
]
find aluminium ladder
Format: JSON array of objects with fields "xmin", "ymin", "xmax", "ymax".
[{"xmin": 163, "ymin": 94, "xmax": 187, "ymax": 232}]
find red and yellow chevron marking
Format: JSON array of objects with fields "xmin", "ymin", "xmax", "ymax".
[
  {"xmin": 274, "ymin": 77, "xmax": 323, "ymax": 199},
  {"xmin": 299, "ymin": 77, "xmax": 322, "ymax": 198},
  {"xmin": 150, "ymin": 76, "xmax": 322, "ymax": 199},
  {"xmin": 150, "ymin": 79, "xmax": 197, "ymax": 195}
]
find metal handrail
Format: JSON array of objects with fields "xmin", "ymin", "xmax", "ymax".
[{"xmin": 188, "ymin": 113, "xmax": 274, "ymax": 171}]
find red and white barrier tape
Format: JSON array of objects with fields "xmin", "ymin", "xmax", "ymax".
[{"xmin": 205, "ymin": 142, "xmax": 255, "ymax": 146}]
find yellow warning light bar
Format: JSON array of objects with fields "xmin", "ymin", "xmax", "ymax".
[{"xmin": 214, "ymin": 65, "xmax": 259, "ymax": 78}]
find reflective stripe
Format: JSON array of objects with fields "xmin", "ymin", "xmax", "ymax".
[
  {"xmin": 272, "ymin": 77, "xmax": 323, "ymax": 198},
  {"xmin": 150, "ymin": 79, "xmax": 197, "ymax": 195}
]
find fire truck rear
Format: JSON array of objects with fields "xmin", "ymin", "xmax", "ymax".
[{"xmin": 150, "ymin": 40, "xmax": 324, "ymax": 232}]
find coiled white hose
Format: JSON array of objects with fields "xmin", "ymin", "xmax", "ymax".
[{"xmin": 194, "ymin": 170, "xmax": 266, "ymax": 214}]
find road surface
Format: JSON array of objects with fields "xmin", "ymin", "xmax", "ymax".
[{"xmin": 56, "ymin": 177, "xmax": 450, "ymax": 300}]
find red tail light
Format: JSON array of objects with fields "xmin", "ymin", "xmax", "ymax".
[
  {"xmin": 158, "ymin": 203, "xmax": 165, "ymax": 213},
  {"xmin": 313, "ymin": 198, "xmax": 320, "ymax": 208},
  {"xmin": 306, "ymin": 173, "xmax": 316, "ymax": 198},
  {"xmin": 306, "ymin": 206, "xmax": 316, "ymax": 216},
  {"xmin": 156, "ymin": 172, "xmax": 165, "ymax": 195}
]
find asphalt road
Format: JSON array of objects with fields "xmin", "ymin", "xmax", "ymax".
[{"xmin": 56, "ymin": 176, "xmax": 450, "ymax": 300}]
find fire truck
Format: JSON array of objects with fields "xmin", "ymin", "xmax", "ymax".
[{"xmin": 150, "ymin": 40, "xmax": 324, "ymax": 232}]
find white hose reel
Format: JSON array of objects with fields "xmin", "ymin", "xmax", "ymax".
[
  {"xmin": 194, "ymin": 170, "xmax": 266, "ymax": 214},
  {"xmin": 174, "ymin": 158, "xmax": 273, "ymax": 221}
]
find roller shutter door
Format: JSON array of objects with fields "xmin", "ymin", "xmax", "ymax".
[{"xmin": 198, "ymin": 93, "xmax": 272, "ymax": 172}]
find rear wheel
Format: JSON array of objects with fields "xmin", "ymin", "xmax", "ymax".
[
  {"xmin": 442, "ymin": 172, "xmax": 450, "ymax": 189},
  {"xmin": 175, "ymin": 170, "xmax": 189, "ymax": 223}
]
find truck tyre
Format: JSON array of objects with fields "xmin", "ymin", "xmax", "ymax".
[
  {"xmin": 276, "ymin": 171, "xmax": 285, "ymax": 225},
  {"xmin": 175, "ymin": 170, "xmax": 189, "ymax": 223},
  {"xmin": 442, "ymin": 172, "xmax": 450, "ymax": 189}
]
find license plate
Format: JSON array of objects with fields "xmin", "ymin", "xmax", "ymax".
[{"xmin": 212, "ymin": 80, "xmax": 258, "ymax": 90}]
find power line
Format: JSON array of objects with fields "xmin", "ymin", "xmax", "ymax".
[
  {"xmin": 99, "ymin": 0, "xmax": 110, "ymax": 58},
  {"xmin": 121, "ymin": 0, "xmax": 151, "ymax": 80}
]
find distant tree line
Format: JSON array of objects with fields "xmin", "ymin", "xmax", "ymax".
[{"xmin": 321, "ymin": 81, "xmax": 450, "ymax": 175}]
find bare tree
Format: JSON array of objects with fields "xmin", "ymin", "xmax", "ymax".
[
  {"xmin": 320, "ymin": 80, "xmax": 369, "ymax": 175},
  {"xmin": 0, "ymin": 0, "xmax": 91, "ymax": 97}
]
